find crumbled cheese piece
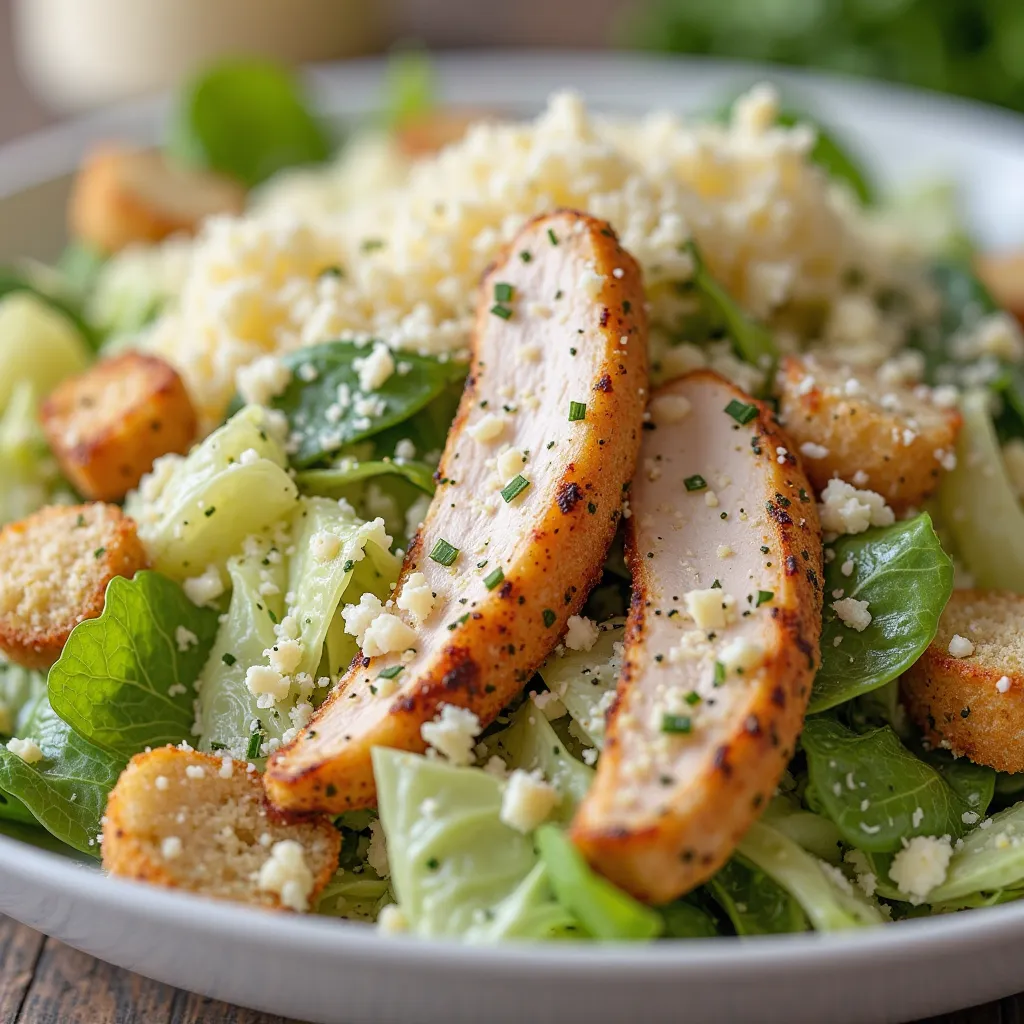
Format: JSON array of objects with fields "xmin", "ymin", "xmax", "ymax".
[
  {"xmin": 239, "ymin": 447, "xmax": 261, "ymax": 466},
  {"xmin": 362, "ymin": 613, "xmax": 417, "ymax": 658},
  {"xmin": 833, "ymin": 597, "xmax": 872, "ymax": 632},
  {"xmin": 531, "ymin": 690, "xmax": 567, "ymax": 721},
  {"xmin": 366, "ymin": 819, "xmax": 390, "ymax": 878},
  {"xmin": 496, "ymin": 447, "xmax": 526, "ymax": 480},
  {"xmin": 799, "ymin": 442, "xmax": 829, "ymax": 460},
  {"xmin": 185, "ymin": 765, "xmax": 206, "ymax": 780},
  {"xmin": 718, "ymin": 637, "xmax": 765, "ymax": 677},
  {"xmin": 265, "ymin": 637, "xmax": 303, "ymax": 675},
  {"xmin": 236, "ymin": 355, "xmax": 291, "ymax": 407},
  {"xmin": 219, "ymin": 757, "xmax": 234, "ymax": 779},
  {"xmin": 948, "ymin": 634, "xmax": 974, "ymax": 658},
  {"xmin": 394, "ymin": 438, "xmax": 416, "ymax": 461},
  {"xmin": 468, "ymin": 414, "xmax": 507, "ymax": 444},
  {"xmin": 377, "ymin": 904, "xmax": 408, "ymax": 934},
  {"xmin": 161, "ymin": 836, "xmax": 183, "ymax": 860},
  {"xmin": 420, "ymin": 704, "xmax": 480, "ymax": 765},
  {"xmin": 818, "ymin": 479, "xmax": 895, "ymax": 535},
  {"xmin": 997, "ymin": 675, "xmax": 1012, "ymax": 694},
  {"xmin": 244, "ymin": 665, "xmax": 290, "ymax": 702},
  {"xmin": 342, "ymin": 593, "xmax": 384, "ymax": 645},
  {"xmin": 257, "ymin": 839, "xmax": 315, "ymax": 912},
  {"xmin": 564, "ymin": 615, "xmax": 599, "ymax": 652},
  {"xmin": 396, "ymin": 571, "xmax": 434, "ymax": 624},
  {"xmin": 500, "ymin": 769, "xmax": 560, "ymax": 833},
  {"xmin": 6, "ymin": 737, "xmax": 42, "ymax": 764},
  {"xmin": 685, "ymin": 589, "xmax": 736, "ymax": 630},
  {"xmin": 183, "ymin": 565, "xmax": 224, "ymax": 607},
  {"xmin": 648, "ymin": 394, "xmax": 691, "ymax": 425},
  {"xmin": 155, "ymin": 775, "xmax": 170, "ymax": 791},
  {"xmin": 483, "ymin": 754, "xmax": 509, "ymax": 778},
  {"xmin": 354, "ymin": 343, "xmax": 395, "ymax": 392},
  {"xmin": 174, "ymin": 626, "xmax": 199, "ymax": 652},
  {"xmin": 310, "ymin": 530, "xmax": 342, "ymax": 563},
  {"xmin": 888, "ymin": 835, "xmax": 953, "ymax": 904},
  {"xmin": 840, "ymin": 559, "xmax": 855, "ymax": 577}
]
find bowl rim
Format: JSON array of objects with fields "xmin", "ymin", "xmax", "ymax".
[{"xmin": 2, "ymin": 48, "xmax": 1023, "ymax": 973}]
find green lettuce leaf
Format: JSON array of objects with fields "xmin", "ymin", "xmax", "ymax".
[
  {"xmin": 48, "ymin": 572, "xmax": 219, "ymax": 758},
  {"xmin": 0, "ymin": 695, "xmax": 123, "ymax": 855},
  {"xmin": 0, "ymin": 662, "xmax": 46, "ymax": 738},
  {"xmin": 535, "ymin": 825, "xmax": 663, "ymax": 941},
  {"xmin": 316, "ymin": 875, "xmax": 392, "ymax": 922},
  {"xmin": 809, "ymin": 514, "xmax": 953, "ymax": 713},
  {"xmin": 802, "ymin": 717, "xmax": 993, "ymax": 854},
  {"xmin": 373, "ymin": 748, "xmax": 569, "ymax": 941},
  {"xmin": 658, "ymin": 898, "xmax": 721, "ymax": 938},
  {"xmin": 257, "ymin": 340, "xmax": 466, "ymax": 467},
  {"xmin": 297, "ymin": 459, "xmax": 436, "ymax": 498},
  {"xmin": 707, "ymin": 857, "xmax": 809, "ymax": 935}
]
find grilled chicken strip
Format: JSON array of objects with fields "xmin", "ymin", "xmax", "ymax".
[
  {"xmin": 265, "ymin": 210, "xmax": 648, "ymax": 813},
  {"xmin": 571, "ymin": 371, "xmax": 823, "ymax": 905}
]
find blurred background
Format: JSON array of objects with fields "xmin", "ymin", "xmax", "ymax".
[{"xmin": 2, "ymin": 0, "xmax": 1023, "ymax": 144}]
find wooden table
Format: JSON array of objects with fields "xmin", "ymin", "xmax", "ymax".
[{"xmin": 0, "ymin": 914, "xmax": 1018, "ymax": 1023}]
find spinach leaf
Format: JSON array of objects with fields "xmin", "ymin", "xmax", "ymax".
[
  {"xmin": 802, "ymin": 717, "xmax": 992, "ymax": 854},
  {"xmin": 809, "ymin": 513, "xmax": 953, "ymax": 713},
  {"xmin": 658, "ymin": 897, "xmax": 721, "ymax": 938},
  {"xmin": 258, "ymin": 341, "xmax": 466, "ymax": 467},
  {"xmin": 297, "ymin": 458, "xmax": 436, "ymax": 498},
  {"xmin": 48, "ymin": 571, "xmax": 219, "ymax": 759},
  {"xmin": 535, "ymin": 824, "xmax": 663, "ymax": 940},
  {"xmin": 0, "ymin": 788, "xmax": 36, "ymax": 825},
  {"xmin": 707, "ymin": 856, "xmax": 809, "ymax": 935},
  {"xmin": 168, "ymin": 59, "xmax": 331, "ymax": 188},
  {"xmin": 686, "ymin": 241, "xmax": 777, "ymax": 372},
  {"xmin": 0, "ymin": 696, "xmax": 123, "ymax": 856}
]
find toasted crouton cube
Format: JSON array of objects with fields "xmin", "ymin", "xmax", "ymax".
[
  {"xmin": 902, "ymin": 589, "xmax": 1024, "ymax": 773},
  {"xmin": 976, "ymin": 253, "xmax": 1024, "ymax": 325},
  {"xmin": 777, "ymin": 355, "xmax": 961, "ymax": 512},
  {"xmin": 69, "ymin": 145, "xmax": 245, "ymax": 253},
  {"xmin": 396, "ymin": 109, "xmax": 492, "ymax": 158},
  {"xmin": 103, "ymin": 747, "xmax": 340, "ymax": 912},
  {"xmin": 0, "ymin": 503, "xmax": 147, "ymax": 669},
  {"xmin": 42, "ymin": 352, "xmax": 197, "ymax": 502}
]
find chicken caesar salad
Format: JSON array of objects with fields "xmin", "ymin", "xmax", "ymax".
[{"xmin": 3, "ymin": 56, "xmax": 1024, "ymax": 941}]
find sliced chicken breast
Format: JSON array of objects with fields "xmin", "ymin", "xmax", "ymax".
[
  {"xmin": 265, "ymin": 210, "xmax": 648, "ymax": 813},
  {"xmin": 571, "ymin": 371, "xmax": 823, "ymax": 904}
]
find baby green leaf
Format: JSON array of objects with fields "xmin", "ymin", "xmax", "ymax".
[
  {"xmin": 707, "ymin": 856, "xmax": 809, "ymax": 935},
  {"xmin": 297, "ymin": 458, "xmax": 436, "ymax": 498},
  {"xmin": 0, "ymin": 696, "xmax": 124, "ymax": 856},
  {"xmin": 657, "ymin": 898, "xmax": 721, "ymax": 938},
  {"xmin": 810, "ymin": 513, "xmax": 953, "ymax": 713},
  {"xmin": 802, "ymin": 717, "xmax": 993, "ymax": 854},
  {"xmin": 48, "ymin": 571, "xmax": 219, "ymax": 759},
  {"xmin": 256, "ymin": 341, "xmax": 466, "ymax": 467},
  {"xmin": 168, "ymin": 58, "xmax": 331, "ymax": 187}
]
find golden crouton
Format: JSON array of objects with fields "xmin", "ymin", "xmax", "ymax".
[
  {"xmin": 69, "ymin": 145, "xmax": 245, "ymax": 253},
  {"xmin": 777, "ymin": 355, "xmax": 961, "ymax": 512},
  {"xmin": 902, "ymin": 589, "xmax": 1024, "ymax": 773},
  {"xmin": 396, "ymin": 109, "xmax": 491, "ymax": 158},
  {"xmin": 42, "ymin": 352, "xmax": 197, "ymax": 502},
  {"xmin": 103, "ymin": 747, "xmax": 340, "ymax": 912},
  {"xmin": 976, "ymin": 252, "xmax": 1024, "ymax": 325},
  {"xmin": 0, "ymin": 503, "xmax": 147, "ymax": 669}
]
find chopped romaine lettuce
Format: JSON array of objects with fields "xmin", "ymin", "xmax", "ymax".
[
  {"xmin": 707, "ymin": 857, "xmax": 809, "ymax": 935},
  {"xmin": 48, "ymin": 572, "xmax": 219, "ymax": 758},
  {"xmin": 126, "ymin": 405, "xmax": 299, "ymax": 579},
  {"xmin": 809, "ymin": 514, "xmax": 953, "ymax": 713},
  {"xmin": 316, "ymin": 875, "xmax": 392, "ymax": 922}
]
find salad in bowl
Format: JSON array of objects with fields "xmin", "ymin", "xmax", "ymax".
[{"xmin": 2, "ymin": 56, "xmax": 1024, "ymax": 943}]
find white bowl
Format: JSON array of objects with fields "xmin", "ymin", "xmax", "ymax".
[{"xmin": 2, "ymin": 51, "xmax": 1024, "ymax": 1024}]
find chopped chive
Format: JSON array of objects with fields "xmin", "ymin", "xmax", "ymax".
[
  {"xmin": 519, "ymin": 250, "xmax": 532, "ymax": 263},
  {"xmin": 361, "ymin": 238, "xmax": 384, "ymax": 253},
  {"xmin": 221, "ymin": 653, "xmax": 237, "ymax": 666},
  {"xmin": 500, "ymin": 475, "xmax": 530, "ymax": 503},
  {"xmin": 713, "ymin": 661, "xmax": 726, "ymax": 686},
  {"xmin": 430, "ymin": 538, "xmax": 460, "ymax": 566},
  {"xmin": 377, "ymin": 665, "xmax": 404, "ymax": 680},
  {"xmin": 267, "ymin": 609, "xmax": 278, "ymax": 624},
  {"xmin": 725, "ymin": 399, "xmax": 759, "ymax": 425},
  {"xmin": 547, "ymin": 228, "xmax": 559, "ymax": 246},
  {"xmin": 542, "ymin": 608, "xmax": 556, "ymax": 628},
  {"xmin": 684, "ymin": 474, "xmax": 707, "ymax": 492},
  {"xmin": 494, "ymin": 282, "xmax": 514, "ymax": 302},
  {"xmin": 426, "ymin": 857, "xmax": 440, "ymax": 870},
  {"xmin": 94, "ymin": 547, "xmax": 106, "ymax": 559},
  {"xmin": 756, "ymin": 590, "xmax": 774, "ymax": 607},
  {"xmin": 447, "ymin": 613, "xmax": 470, "ymax": 631},
  {"xmin": 74, "ymin": 514, "xmax": 85, "ymax": 528},
  {"xmin": 246, "ymin": 728, "xmax": 263, "ymax": 760},
  {"xmin": 483, "ymin": 567, "xmax": 505, "ymax": 590},
  {"xmin": 204, "ymin": 506, "xmax": 216, "ymax": 517},
  {"xmin": 623, "ymin": 300, "xmax": 632, "ymax": 314},
  {"xmin": 210, "ymin": 741, "xmax": 228, "ymax": 751},
  {"xmin": 568, "ymin": 401, "xmax": 587, "ymax": 422},
  {"xmin": 711, "ymin": 579, "xmax": 722, "ymax": 589},
  {"xmin": 343, "ymin": 559, "xmax": 355, "ymax": 572},
  {"xmin": 684, "ymin": 690, "xmax": 702, "ymax": 706},
  {"xmin": 490, "ymin": 304, "xmax": 513, "ymax": 320},
  {"xmin": 661, "ymin": 714, "xmax": 693, "ymax": 735}
]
